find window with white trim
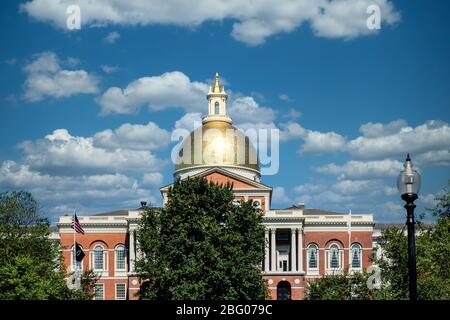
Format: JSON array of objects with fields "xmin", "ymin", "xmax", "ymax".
[
  {"xmin": 94, "ymin": 284, "xmax": 104, "ymax": 300},
  {"xmin": 328, "ymin": 244, "xmax": 341, "ymax": 269},
  {"xmin": 93, "ymin": 245, "xmax": 105, "ymax": 271},
  {"xmin": 116, "ymin": 283, "xmax": 126, "ymax": 300},
  {"xmin": 307, "ymin": 244, "xmax": 318, "ymax": 269},
  {"xmin": 115, "ymin": 245, "xmax": 126, "ymax": 271},
  {"xmin": 351, "ymin": 243, "xmax": 362, "ymax": 269},
  {"xmin": 253, "ymin": 200, "xmax": 261, "ymax": 208}
]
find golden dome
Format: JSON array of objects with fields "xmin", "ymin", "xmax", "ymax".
[{"xmin": 174, "ymin": 119, "xmax": 260, "ymax": 175}]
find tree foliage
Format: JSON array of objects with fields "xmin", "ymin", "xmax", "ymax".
[
  {"xmin": 306, "ymin": 270, "xmax": 375, "ymax": 300},
  {"xmin": 0, "ymin": 191, "xmax": 96, "ymax": 299},
  {"xmin": 306, "ymin": 183, "xmax": 450, "ymax": 300},
  {"xmin": 136, "ymin": 177, "xmax": 268, "ymax": 300}
]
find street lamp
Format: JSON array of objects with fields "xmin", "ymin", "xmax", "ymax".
[{"xmin": 397, "ymin": 154, "xmax": 421, "ymax": 300}]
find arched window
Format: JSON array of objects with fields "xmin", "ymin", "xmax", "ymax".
[
  {"xmin": 115, "ymin": 245, "xmax": 126, "ymax": 271},
  {"xmin": 214, "ymin": 101, "xmax": 220, "ymax": 114},
  {"xmin": 351, "ymin": 244, "xmax": 362, "ymax": 269},
  {"xmin": 328, "ymin": 244, "xmax": 340, "ymax": 269},
  {"xmin": 307, "ymin": 244, "xmax": 318, "ymax": 269},
  {"xmin": 94, "ymin": 245, "xmax": 105, "ymax": 271}
]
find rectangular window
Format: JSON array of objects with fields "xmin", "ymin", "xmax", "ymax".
[
  {"xmin": 116, "ymin": 248, "xmax": 126, "ymax": 270},
  {"xmin": 116, "ymin": 283, "xmax": 126, "ymax": 300},
  {"xmin": 94, "ymin": 250, "xmax": 104, "ymax": 270},
  {"xmin": 94, "ymin": 284, "xmax": 104, "ymax": 300}
]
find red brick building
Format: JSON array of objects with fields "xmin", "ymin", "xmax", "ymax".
[{"xmin": 56, "ymin": 74, "xmax": 374, "ymax": 300}]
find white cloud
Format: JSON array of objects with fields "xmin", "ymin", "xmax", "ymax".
[
  {"xmin": 299, "ymin": 130, "xmax": 346, "ymax": 154},
  {"xmin": 93, "ymin": 121, "xmax": 171, "ymax": 151},
  {"xmin": 416, "ymin": 149, "xmax": 450, "ymax": 166},
  {"xmin": 174, "ymin": 112, "xmax": 203, "ymax": 132},
  {"xmin": 359, "ymin": 119, "xmax": 408, "ymax": 138},
  {"xmin": 332, "ymin": 179, "xmax": 382, "ymax": 196},
  {"xmin": 23, "ymin": 52, "xmax": 99, "ymax": 102},
  {"xmin": 100, "ymin": 65, "xmax": 119, "ymax": 73},
  {"xmin": 348, "ymin": 120, "xmax": 450, "ymax": 160},
  {"xmin": 104, "ymin": 31, "xmax": 120, "ymax": 43},
  {"xmin": 97, "ymin": 71, "xmax": 208, "ymax": 115},
  {"xmin": 315, "ymin": 159, "xmax": 402, "ymax": 179},
  {"xmin": 18, "ymin": 128, "xmax": 167, "ymax": 176},
  {"xmin": 228, "ymin": 97, "xmax": 276, "ymax": 124},
  {"xmin": 272, "ymin": 186, "xmax": 291, "ymax": 204},
  {"xmin": 279, "ymin": 121, "xmax": 307, "ymax": 141},
  {"xmin": 21, "ymin": 0, "xmax": 400, "ymax": 46},
  {"xmin": 141, "ymin": 172, "xmax": 164, "ymax": 187},
  {"xmin": 0, "ymin": 160, "xmax": 159, "ymax": 220}
]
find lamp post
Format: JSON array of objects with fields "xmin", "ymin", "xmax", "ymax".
[{"xmin": 397, "ymin": 154, "xmax": 421, "ymax": 300}]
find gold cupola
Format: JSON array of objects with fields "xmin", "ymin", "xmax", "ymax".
[{"xmin": 174, "ymin": 73, "xmax": 260, "ymax": 180}]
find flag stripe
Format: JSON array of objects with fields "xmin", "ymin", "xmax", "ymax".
[{"xmin": 71, "ymin": 213, "xmax": 85, "ymax": 234}]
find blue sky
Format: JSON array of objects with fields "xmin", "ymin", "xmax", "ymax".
[{"xmin": 0, "ymin": 0, "xmax": 449, "ymax": 223}]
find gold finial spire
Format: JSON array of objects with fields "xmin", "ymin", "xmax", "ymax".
[{"xmin": 213, "ymin": 72, "xmax": 222, "ymax": 92}]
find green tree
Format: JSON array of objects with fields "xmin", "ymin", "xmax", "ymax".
[
  {"xmin": 374, "ymin": 183, "xmax": 450, "ymax": 300},
  {"xmin": 0, "ymin": 191, "xmax": 96, "ymax": 299},
  {"xmin": 306, "ymin": 183, "xmax": 450, "ymax": 300},
  {"xmin": 136, "ymin": 177, "xmax": 268, "ymax": 300},
  {"xmin": 306, "ymin": 270, "xmax": 374, "ymax": 300}
]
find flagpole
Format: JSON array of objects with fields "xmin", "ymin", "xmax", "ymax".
[
  {"xmin": 73, "ymin": 209, "xmax": 77, "ymax": 287},
  {"xmin": 348, "ymin": 208, "xmax": 352, "ymax": 270}
]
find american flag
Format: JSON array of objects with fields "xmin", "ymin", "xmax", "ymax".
[{"xmin": 71, "ymin": 213, "xmax": 85, "ymax": 234}]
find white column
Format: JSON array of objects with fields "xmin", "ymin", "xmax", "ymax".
[
  {"xmin": 298, "ymin": 226, "xmax": 304, "ymax": 272},
  {"xmin": 270, "ymin": 228, "xmax": 276, "ymax": 272},
  {"xmin": 129, "ymin": 227, "xmax": 136, "ymax": 273},
  {"xmin": 291, "ymin": 228, "xmax": 297, "ymax": 272},
  {"xmin": 264, "ymin": 229, "xmax": 270, "ymax": 272}
]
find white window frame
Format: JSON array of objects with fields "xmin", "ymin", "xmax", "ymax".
[
  {"xmin": 115, "ymin": 245, "xmax": 127, "ymax": 274},
  {"xmin": 115, "ymin": 283, "xmax": 127, "ymax": 300},
  {"xmin": 94, "ymin": 283, "xmax": 104, "ymax": 300},
  {"xmin": 307, "ymin": 244, "xmax": 319, "ymax": 275},
  {"xmin": 90, "ymin": 244, "xmax": 108, "ymax": 276},
  {"xmin": 326, "ymin": 244, "xmax": 343, "ymax": 275},
  {"xmin": 253, "ymin": 200, "xmax": 261, "ymax": 209},
  {"xmin": 350, "ymin": 243, "xmax": 362, "ymax": 271}
]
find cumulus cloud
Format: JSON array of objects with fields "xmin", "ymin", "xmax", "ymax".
[
  {"xmin": 0, "ymin": 160, "xmax": 159, "ymax": 220},
  {"xmin": 0, "ymin": 120, "xmax": 172, "ymax": 219},
  {"xmin": 93, "ymin": 121, "xmax": 171, "ymax": 151},
  {"xmin": 23, "ymin": 51, "xmax": 99, "ymax": 102},
  {"xmin": 315, "ymin": 159, "xmax": 402, "ymax": 179},
  {"xmin": 17, "ymin": 128, "xmax": 167, "ymax": 176},
  {"xmin": 97, "ymin": 71, "xmax": 208, "ymax": 115},
  {"xmin": 279, "ymin": 121, "xmax": 307, "ymax": 141},
  {"xmin": 174, "ymin": 112, "xmax": 203, "ymax": 132},
  {"xmin": 228, "ymin": 97, "xmax": 276, "ymax": 124},
  {"xmin": 272, "ymin": 186, "xmax": 292, "ymax": 205},
  {"xmin": 348, "ymin": 120, "xmax": 450, "ymax": 160},
  {"xmin": 359, "ymin": 119, "xmax": 408, "ymax": 138},
  {"xmin": 299, "ymin": 130, "xmax": 346, "ymax": 154},
  {"xmin": 21, "ymin": 0, "xmax": 400, "ymax": 46}
]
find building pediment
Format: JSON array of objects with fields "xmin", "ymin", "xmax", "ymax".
[{"xmin": 160, "ymin": 166, "xmax": 273, "ymax": 193}]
